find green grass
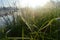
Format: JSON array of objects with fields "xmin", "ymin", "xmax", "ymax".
[{"xmin": 0, "ymin": 8, "xmax": 60, "ymax": 40}]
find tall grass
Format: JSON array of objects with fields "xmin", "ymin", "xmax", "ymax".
[{"xmin": 0, "ymin": 7, "xmax": 60, "ymax": 40}]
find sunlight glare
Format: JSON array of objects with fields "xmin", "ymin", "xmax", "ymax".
[{"xmin": 20, "ymin": 0, "xmax": 50, "ymax": 8}]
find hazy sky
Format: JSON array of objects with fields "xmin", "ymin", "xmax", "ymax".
[{"xmin": 0, "ymin": 0, "xmax": 60, "ymax": 8}]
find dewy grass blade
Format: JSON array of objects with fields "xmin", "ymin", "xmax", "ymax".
[
  {"xmin": 19, "ymin": 11, "xmax": 32, "ymax": 31},
  {"xmin": 39, "ymin": 20, "xmax": 49, "ymax": 30},
  {"xmin": 38, "ymin": 18, "xmax": 55, "ymax": 32},
  {"xmin": 22, "ymin": 27, "xmax": 24, "ymax": 40}
]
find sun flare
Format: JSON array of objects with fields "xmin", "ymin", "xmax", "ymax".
[{"xmin": 20, "ymin": 0, "xmax": 50, "ymax": 8}]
